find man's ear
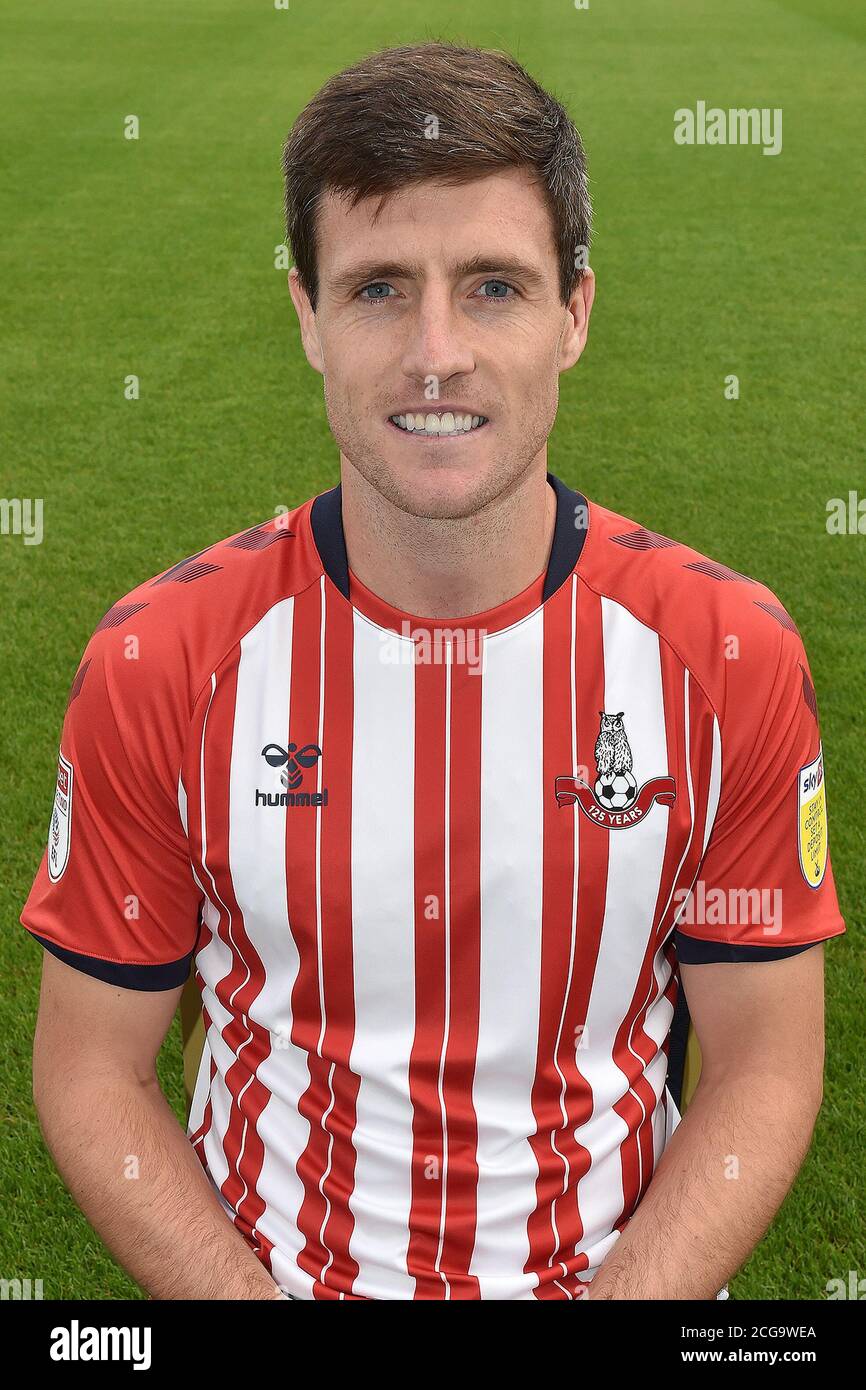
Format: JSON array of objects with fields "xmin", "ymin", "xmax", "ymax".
[
  {"xmin": 288, "ymin": 266, "xmax": 325, "ymax": 375},
  {"xmin": 558, "ymin": 266, "xmax": 596, "ymax": 373}
]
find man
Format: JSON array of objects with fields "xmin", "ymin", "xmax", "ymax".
[{"xmin": 22, "ymin": 41, "xmax": 844, "ymax": 1301}]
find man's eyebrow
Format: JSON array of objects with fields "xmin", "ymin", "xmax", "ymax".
[{"xmin": 326, "ymin": 254, "xmax": 549, "ymax": 296}]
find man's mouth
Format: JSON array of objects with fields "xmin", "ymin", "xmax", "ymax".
[{"xmin": 388, "ymin": 411, "xmax": 489, "ymax": 438}]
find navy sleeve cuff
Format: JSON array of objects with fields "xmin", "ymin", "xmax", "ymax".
[
  {"xmin": 674, "ymin": 930, "xmax": 819, "ymax": 964},
  {"xmin": 27, "ymin": 931, "xmax": 194, "ymax": 990}
]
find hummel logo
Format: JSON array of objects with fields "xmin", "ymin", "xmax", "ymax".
[
  {"xmin": 256, "ymin": 741, "xmax": 328, "ymax": 810},
  {"xmin": 261, "ymin": 741, "xmax": 322, "ymax": 790}
]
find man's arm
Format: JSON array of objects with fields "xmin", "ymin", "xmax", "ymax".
[
  {"xmin": 587, "ymin": 945, "xmax": 825, "ymax": 1300},
  {"xmin": 33, "ymin": 951, "xmax": 283, "ymax": 1300}
]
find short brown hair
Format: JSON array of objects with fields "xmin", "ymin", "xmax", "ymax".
[{"xmin": 282, "ymin": 41, "xmax": 592, "ymax": 311}]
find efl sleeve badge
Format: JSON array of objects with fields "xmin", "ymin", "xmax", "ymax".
[
  {"xmin": 798, "ymin": 746, "xmax": 828, "ymax": 889},
  {"xmin": 47, "ymin": 750, "xmax": 74, "ymax": 882}
]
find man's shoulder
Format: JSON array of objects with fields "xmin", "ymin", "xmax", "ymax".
[
  {"xmin": 579, "ymin": 499, "xmax": 805, "ymax": 716},
  {"xmin": 71, "ymin": 496, "xmax": 325, "ymax": 715}
]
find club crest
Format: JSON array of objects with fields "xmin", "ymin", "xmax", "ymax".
[{"xmin": 555, "ymin": 711, "xmax": 676, "ymax": 829}]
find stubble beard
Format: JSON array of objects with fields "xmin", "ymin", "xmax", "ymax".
[{"xmin": 325, "ymin": 388, "xmax": 557, "ymax": 524}]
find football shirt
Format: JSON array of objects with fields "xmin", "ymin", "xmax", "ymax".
[{"xmin": 20, "ymin": 472, "xmax": 845, "ymax": 1299}]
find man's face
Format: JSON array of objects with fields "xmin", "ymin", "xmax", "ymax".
[{"xmin": 289, "ymin": 167, "xmax": 594, "ymax": 520}]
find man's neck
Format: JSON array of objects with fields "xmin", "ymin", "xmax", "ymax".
[{"xmin": 339, "ymin": 458, "xmax": 557, "ymax": 619}]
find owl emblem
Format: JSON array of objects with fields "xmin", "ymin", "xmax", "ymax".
[{"xmin": 593, "ymin": 711, "xmax": 637, "ymax": 809}]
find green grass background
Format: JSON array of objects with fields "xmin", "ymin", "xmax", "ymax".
[{"xmin": 1, "ymin": 0, "xmax": 863, "ymax": 1299}]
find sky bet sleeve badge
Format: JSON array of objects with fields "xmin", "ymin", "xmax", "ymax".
[
  {"xmin": 554, "ymin": 711, "xmax": 676, "ymax": 829},
  {"xmin": 47, "ymin": 750, "xmax": 74, "ymax": 882},
  {"xmin": 798, "ymin": 745, "xmax": 828, "ymax": 888}
]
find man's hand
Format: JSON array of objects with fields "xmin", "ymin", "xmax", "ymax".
[
  {"xmin": 587, "ymin": 944, "xmax": 825, "ymax": 1299},
  {"xmin": 33, "ymin": 951, "xmax": 282, "ymax": 1300}
]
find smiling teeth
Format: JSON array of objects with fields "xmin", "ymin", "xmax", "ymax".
[{"xmin": 391, "ymin": 412, "xmax": 486, "ymax": 435}]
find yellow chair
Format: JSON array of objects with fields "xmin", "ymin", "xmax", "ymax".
[
  {"xmin": 681, "ymin": 1026, "xmax": 702, "ymax": 1110},
  {"xmin": 668, "ymin": 976, "xmax": 702, "ymax": 1115}
]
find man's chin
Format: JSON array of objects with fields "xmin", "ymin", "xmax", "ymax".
[
  {"xmin": 341, "ymin": 444, "xmax": 502, "ymax": 521},
  {"xmin": 377, "ymin": 467, "xmax": 500, "ymax": 522}
]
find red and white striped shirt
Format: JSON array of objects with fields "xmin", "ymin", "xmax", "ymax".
[{"xmin": 21, "ymin": 472, "xmax": 845, "ymax": 1299}]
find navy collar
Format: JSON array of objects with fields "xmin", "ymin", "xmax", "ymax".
[{"xmin": 310, "ymin": 471, "xmax": 589, "ymax": 605}]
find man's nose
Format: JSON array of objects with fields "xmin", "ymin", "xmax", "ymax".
[{"xmin": 399, "ymin": 284, "xmax": 476, "ymax": 384}]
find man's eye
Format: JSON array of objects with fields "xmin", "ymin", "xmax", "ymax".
[
  {"xmin": 357, "ymin": 283, "xmax": 395, "ymax": 303},
  {"xmin": 476, "ymin": 279, "xmax": 517, "ymax": 302}
]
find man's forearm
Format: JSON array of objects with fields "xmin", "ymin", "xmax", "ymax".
[
  {"xmin": 588, "ymin": 1068, "xmax": 821, "ymax": 1299},
  {"xmin": 36, "ymin": 1066, "xmax": 281, "ymax": 1300}
]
